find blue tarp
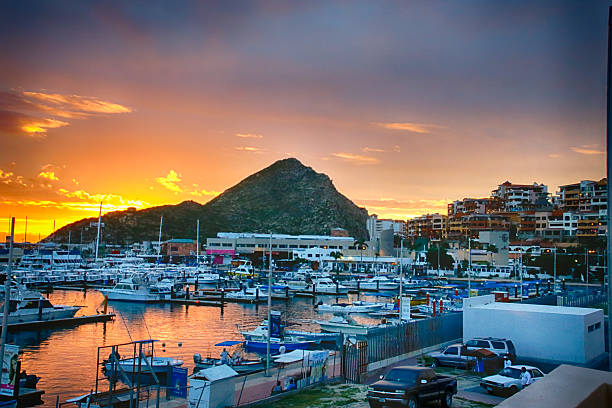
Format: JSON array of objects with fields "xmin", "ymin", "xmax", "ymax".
[{"xmin": 214, "ymin": 341, "xmax": 244, "ymax": 347}]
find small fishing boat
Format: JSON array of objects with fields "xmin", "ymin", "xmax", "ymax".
[
  {"xmin": 359, "ymin": 276, "xmax": 399, "ymax": 291},
  {"xmin": 186, "ymin": 272, "xmax": 220, "ymax": 285},
  {"xmin": 193, "ymin": 341, "xmax": 265, "ymax": 374},
  {"xmin": 316, "ymin": 315, "xmax": 398, "ymax": 335},
  {"xmin": 149, "ymin": 278, "xmax": 185, "ymax": 299},
  {"xmin": 104, "ymin": 356, "xmax": 182, "ymax": 374},
  {"xmin": 241, "ymin": 311, "xmax": 314, "ymax": 352},
  {"xmin": 306, "ymin": 277, "xmax": 349, "ymax": 294},
  {"xmin": 315, "ymin": 301, "xmax": 382, "ymax": 314}
]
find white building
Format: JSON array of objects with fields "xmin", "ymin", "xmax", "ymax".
[
  {"xmin": 463, "ymin": 295, "xmax": 605, "ymax": 366},
  {"xmin": 206, "ymin": 232, "xmax": 355, "ymax": 256},
  {"xmin": 367, "ymin": 214, "xmax": 405, "ymax": 241}
]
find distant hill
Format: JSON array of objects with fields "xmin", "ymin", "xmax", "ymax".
[{"xmin": 47, "ymin": 158, "xmax": 369, "ymax": 244}]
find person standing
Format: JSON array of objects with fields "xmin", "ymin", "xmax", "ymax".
[
  {"xmin": 504, "ymin": 355, "xmax": 512, "ymax": 368},
  {"xmin": 520, "ymin": 367, "xmax": 532, "ymax": 387},
  {"xmin": 220, "ymin": 348, "xmax": 230, "ymax": 365}
]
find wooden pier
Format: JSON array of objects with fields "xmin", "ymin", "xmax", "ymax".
[{"xmin": 2, "ymin": 313, "xmax": 115, "ymax": 332}]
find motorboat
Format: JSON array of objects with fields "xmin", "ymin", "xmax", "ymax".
[
  {"xmin": 316, "ymin": 315, "xmax": 371, "ymax": 335},
  {"xmin": 316, "ymin": 315, "xmax": 398, "ymax": 335},
  {"xmin": 306, "ymin": 277, "xmax": 349, "ymax": 294},
  {"xmin": 104, "ymin": 356, "xmax": 183, "ymax": 374},
  {"xmin": 98, "ymin": 277, "xmax": 160, "ymax": 302},
  {"xmin": 241, "ymin": 311, "xmax": 314, "ymax": 352},
  {"xmin": 149, "ymin": 278, "xmax": 185, "ymax": 299},
  {"xmin": 0, "ymin": 288, "xmax": 81, "ymax": 324},
  {"xmin": 193, "ymin": 341, "xmax": 265, "ymax": 374},
  {"xmin": 315, "ymin": 301, "xmax": 383, "ymax": 314},
  {"xmin": 358, "ymin": 276, "xmax": 399, "ymax": 291},
  {"xmin": 186, "ymin": 272, "xmax": 220, "ymax": 285}
]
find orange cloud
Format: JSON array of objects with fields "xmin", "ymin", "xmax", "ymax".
[
  {"xmin": 0, "ymin": 169, "xmax": 14, "ymax": 181},
  {"xmin": 235, "ymin": 133, "xmax": 263, "ymax": 139},
  {"xmin": 38, "ymin": 171, "xmax": 59, "ymax": 181},
  {"xmin": 235, "ymin": 146, "xmax": 265, "ymax": 152},
  {"xmin": 331, "ymin": 152, "xmax": 379, "ymax": 164},
  {"xmin": 23, "ymin": 91, "xmax": 131, "ymax": 117},
  {"xmin": 571, "ymin": 145, "xmax": 604, "ymax": 155},
  {"xmin": 374, "ymin": 121, "xmax": 446, "ymax": 134},
  {"xmin": 361, "ymin": 147, "xmax": 385, "ymax": 153},
  {"xmin": 0, "ymin": 90, "xmax": 131, "ymax": 137},
  {"xmin": 156, "ymin": 170, "xmax": 183, "ymax": 192},
  {"xmin": 189, "ymin": 189, "xmax": 220, "ymax": 197}
]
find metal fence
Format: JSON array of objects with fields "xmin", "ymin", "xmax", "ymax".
[
  {"xmin": 365, "ymin": 313, "xmax": 463, "ymax": 364},
  {"xmin": 557, "ymin": 292, "xmax": 607, "ymax": 308}
]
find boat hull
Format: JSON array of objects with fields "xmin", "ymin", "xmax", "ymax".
[
  {"xmin": 99, "ymin": 289, "xmax": 159, "ymax": 302},
  {"xmin": 244, "ymin": 340, "xmax": 312, "ymax": 353},
  {"xmin": 317, "ymin": 322, "xmax": 370, "ymax": 335},
  {"xmin": 0, "ymin": 306, "xmax": 81, "ymax": 324}
]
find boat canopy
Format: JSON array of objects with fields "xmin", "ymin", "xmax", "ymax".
[{"xmin": 214, "ymin": 340, "xmax": 244, "ymax": 347}]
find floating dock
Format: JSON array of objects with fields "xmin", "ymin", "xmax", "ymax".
[
  {"xmin": 0, "ymin": 387, "xmax": 45, "ymax": 407},
  {"xmin": 2, "ymin": 313, "xmax": 115, "ymax": 332},
  {"xmin": 163, "ymin": 298, "xmax": 223, "ymax": 307}
]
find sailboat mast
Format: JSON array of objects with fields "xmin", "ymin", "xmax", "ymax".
[
  {"xmin": 196, "ymin": 219, "xmax": 200, "ymax": 265},
  {"xmin": 0, "ymin": 217, "xmax": 15, "ymax": 378},
  {"xmin": 265, "ymin": 231, "xmax": 272, "ymax": 376},
  {"xmin": 157, "ymin": 215, "xmax": 163, "ymax": 262},
  {"xmin": 95, "ymin": 202, "xmax": 102, "ymax": 262}
]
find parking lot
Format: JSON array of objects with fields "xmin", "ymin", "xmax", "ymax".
[{"xmin": 266, "ymin": 360, "xmax": 509, "ymax": 408}]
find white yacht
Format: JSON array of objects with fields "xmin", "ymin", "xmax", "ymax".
[
  {"xmin": 186, "ymin": 272, "xmax": 220, "ymax": 285},
  {"xmin": 98, "ymin": 277, "xmax": 160, "ymax": 302},
  {"xmin": 19, "ymin": 249, "xmax": 83, "ymax": 270},
  {"xmin": 359, "ymin": 276, "xmax": 399, "ymax": 291},
  {"xmin": 0, "ymin": 288, "xmax": 81, "ymax": 324},
  {"xmin": 307, "ymin": 277, "xmax": 349, "ymax": 294},
  {"xmin": 316, "ymin": 315, "xmax": 397, "ymax": 335},
  {"xmin": 315, "ymin": 301, "xmax": 382, "ymax": 314}
]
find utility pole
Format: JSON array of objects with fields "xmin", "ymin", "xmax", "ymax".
[
  {"xmin": 519, "ymin": 248, "xmax": 523, "ymax": 301},
  {"xmin": 68, "ymin": 231, "xmax": 71, "ymax": 250},
  {"xmin": 399, "ymin": 237, "xmax": 403, "ymax": 318},
  {"xmin": 24, "ymin": 216, "xmax": 27, "ymax": 243},
  {"xmin": 606, "ymin": 4, "xmax": 612, "ymax": 372},
  {"xmin": 0, "ymin": 218, "xmax": 15, "ymax": 381},
  {"xmin": 468, "ymin": 237, "xmax": 472, "ymax": 297},
  {"xmin": 265, "ymin": 232, "xmax": 272, "ymax": 376},
  {"xmin": 437, "ymin": 243, "xmax": 440, "ymax": 275},
  {"xmin": 586, "ymin": 248, "xmax": 589, "ymax": 292},
  {"xmin": 553, "ymin": 247, "xmax": 557, "ymax": 293}
]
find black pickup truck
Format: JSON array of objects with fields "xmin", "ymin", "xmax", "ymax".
[{"xmin": 367, "ymin": 366, "xmax": 457, "ymax": 408}]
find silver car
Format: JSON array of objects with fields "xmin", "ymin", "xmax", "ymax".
[{"xmin": 428, "ymin": 344, "xmax": 475, "ymax": 368}]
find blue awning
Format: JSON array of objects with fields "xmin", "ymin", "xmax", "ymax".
[{"xmin": 214, "ymin": 341, "xmax": 244, "ymax": 347}]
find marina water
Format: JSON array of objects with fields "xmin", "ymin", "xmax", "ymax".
[{"xmin": 11, "ymin": 289, "xmax": 386, "ymax": 406}]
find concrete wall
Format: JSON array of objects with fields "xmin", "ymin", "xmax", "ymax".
[
  {"xmin": 463, "ymin": 296, "xmax": 604, "ymax": 365},
  {"xmin": 582, "ymin": 309, "xmax": 605, "ymax": 364}
]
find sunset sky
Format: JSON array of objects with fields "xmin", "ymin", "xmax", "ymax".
[{"xmin": 0, "ymin": 0, "xmax": 608, "ymax": 242}]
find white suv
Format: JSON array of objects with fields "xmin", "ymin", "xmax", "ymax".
[{"xmin": 464, "ymin": 337, "xmax": 517, "ymax": 361}]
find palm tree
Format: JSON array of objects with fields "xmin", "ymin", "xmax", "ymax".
[{"xmin": 330, "ymin": 251, "xmax": 343, "ymax": 274}]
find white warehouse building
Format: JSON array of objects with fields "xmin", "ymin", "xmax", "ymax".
[{"xmin": 463, "ymin": 295, "xmax": 605, "ymax": 366}]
